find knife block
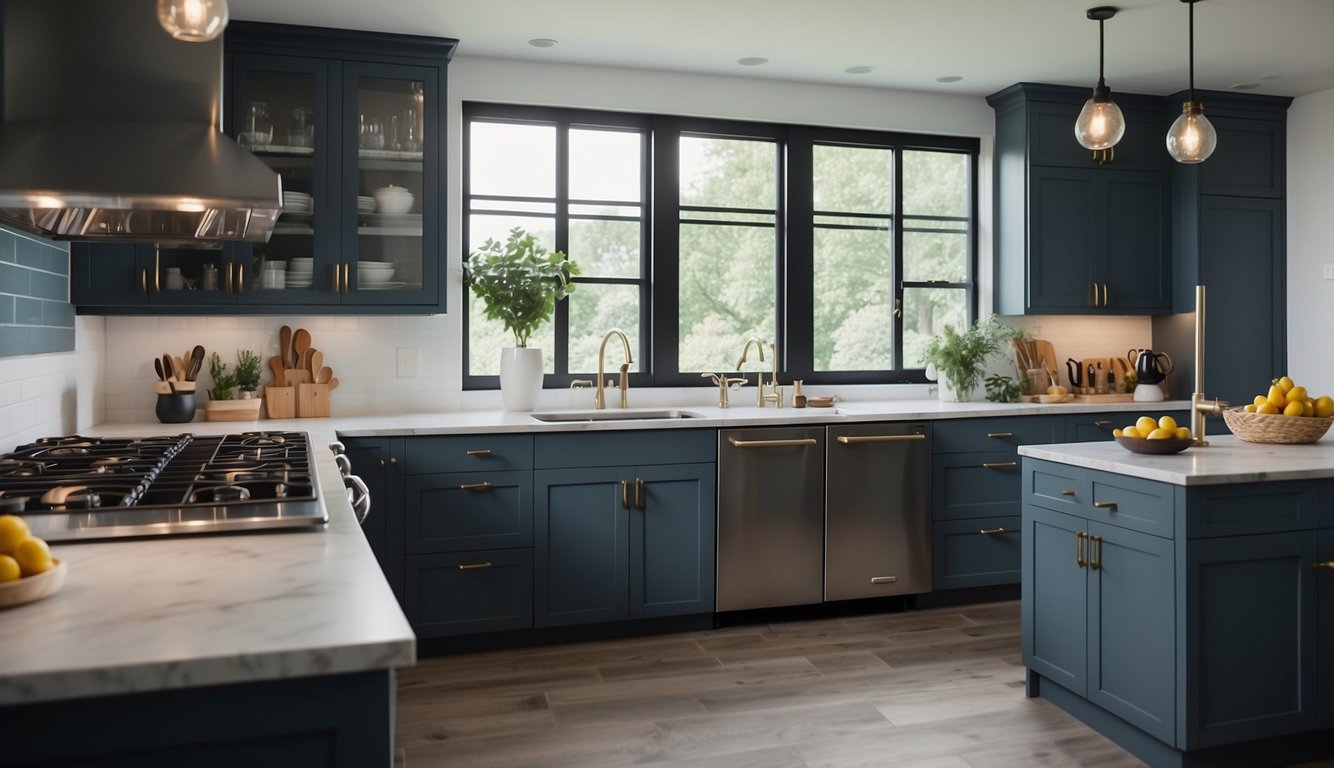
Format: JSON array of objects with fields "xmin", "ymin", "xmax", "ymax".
[
  {"xmin": 296, "ymin": 383, "xmax": 330, "ymax": 418},
  {"xmin": 264, "ymin": 386, "xmax": 295, "ymax": 419}
]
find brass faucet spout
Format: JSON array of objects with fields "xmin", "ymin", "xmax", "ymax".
[
  {"xmin": 736, "ymin": 338, "xmax": 768, "ymax": 407},
  {"xmin": 595, "ymin": 329, "xmax": 634, "ymax": 409},
  {"xmin": 1190, "ymin": 285, "xmax": 1228, "ymax": 445}
]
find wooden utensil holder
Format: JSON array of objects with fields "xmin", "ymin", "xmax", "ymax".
[
  {"xmin": 265, "ymin": 386, "xmax": 295, "ymax": 419},
  {"xmin": 297, "ymin": 383, "xmax": 331, "ymax": 418}
]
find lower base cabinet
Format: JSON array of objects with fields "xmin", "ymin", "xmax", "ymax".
[
  {"xmin": 933, "ymin": 516, "xmax": 1021, "ymax": 590},
  {"xmin": 405, "ymin": 549, "xmax": 534, "ymax": 636}
]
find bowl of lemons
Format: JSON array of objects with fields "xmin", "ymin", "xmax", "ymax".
[
  {"xmin": 1114, "ymin": 414, "xmax": 1194, "ymax": 455},
  {"xmin": 1223, "ymin": 376, "xmax": 1334, "ymax": 444},
  {"xmin": 0, "ymin": 514, "xmax": 65, "ymax": 610}
]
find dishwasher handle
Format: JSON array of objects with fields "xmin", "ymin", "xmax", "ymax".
[
  {"xmin": 836, "ymin": 434, "xmax": 926, "ymax": 445},
  {"xmin": 727, "ymin": 437, "xmax": 818, "ymax": 448}
]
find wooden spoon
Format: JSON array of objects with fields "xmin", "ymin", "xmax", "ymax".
[
  {"xmin": 162, "ymin": 354, "xmax": 175, "ymax": 382},
  {"xmin": 269, "ymin": 355, "xmax": 286, "ymax": 384},
  {"xmin": 293, "ymin": 328, "xmax": 312, "ymax": 366},
  {"xmin": 173, "ymin": 355, "xmax": 185, "ymax": 381},
  {"xmin": 154, "ymin": 358, "xmax": 166, "ymax": 381},
  {"xmin": 308, "ymin": 348, "xmax": 323, "ymax": 375},
  {"xmin": 280, "ymin": 325, "xmax": 292, "ymax": 367},
  {"xmin": 327, "ymin": 378, "xmax": 339, "ymax": 391},
  {"xmin": 316, "ymin": 366, "xmax": 332, "ymax": 384},
  {"xmin": 186, "ymin": 345, "xmax": 205, "ymax": 381}
]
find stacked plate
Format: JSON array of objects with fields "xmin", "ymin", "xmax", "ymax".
[
  {"xmin": 356, "ymin": 195, "xmax": 376, "ymax": 214},
  {"xmin": 287, "ymin": 257, "xmax": 314, "ymax": 289},
  {"xmin": 357, "ymin": 260, "xmax": 396, "ymax": 287},
  {"xmin": 283, "ymin": 191, "xmax": 313, "ymax": 214}
]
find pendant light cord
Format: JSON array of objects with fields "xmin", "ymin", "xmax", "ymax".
[
  {"xmin": 1099, "ymin": 18, "xmax": 1106, "ymax": 83},
  {"xmin": 1188, "ymin": 0, "xmax": 1196, "ymax": 101}
]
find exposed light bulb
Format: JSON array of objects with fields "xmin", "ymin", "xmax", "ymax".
[
  {"xmin": 157, "ymin": 0, "xmax": 229, "ymax": 42},
  {"xmin": 1074, "ymin": 87, "xmax": 1126, "ymax": 150},
  {"xmin": 1166, "ymin": 100, "xmax": 1217, "ymax": 164}
]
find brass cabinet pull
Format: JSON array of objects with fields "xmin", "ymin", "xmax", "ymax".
[
  {"xmin": 138, "ymin": 268, "xmax": 147, "ymax": 294},
  {"xmin": 1092, "ymin": 500, "xmax": 1118, "ymax": 510},
  {"xmin": 1314, "ymin": 562, "xmax": 1334, "ymax": 572},
  {"xmin": 1090, "ymin": 534, "xmax": 1103, "ymax": 569},
  {"xmin": 728, "ymin": 437, "xmax": 818, "ymax": 448},
  {"xmin": 836, "ymin": 434, "xmax": 926, "ymax": 444},
  {"xmin": 1060, "ymin": 489, "xmax": 1076, "ymax": 496},
  {"xmin": 458, "ymin": 481, "xmax": 493, "ymax": 491},
  {"xmin": 1102, "ymin": 283, "xmax": 1109, "ymax": 307},
  {"xmin": 1076, "ymin": 531, "xmax": 1087, "ymax": 567},
  {"xmin": 332, "ymin": 263, "xmax": 341, "ymax": 293},
  {"xmin": 236, "ymin": 262, "xmax": 244, "ymax": 293},
  {"xmin": 870, "ymin": 576, "xmax": 898, "ymax": 584},
  {"xmin": 1092, "ymin": 420, "xmax": 1112, "ymax": 427},
  {"xmin": 153, "ymin": 246, "xmax": 162, "ymax": 292},
  {"xmin": 376, "ymin": 458, "xmax": 385, "ymax": 469},
  {"xmin": 465, "ymin": 449, "xmax": 493, "ymax": 457},
  {"xmin": 979, "ymin": 527, "xmax": 1005, "ymax": 535},
  {"xmin": 986, "ymin": 432, "xmax": 1013, "ymax": 439},
  {"xmin": 634, "ymin": 478, "xmax": 645, "ymax": 510},
  {"xmin": 224, "ymin": 261, "xmax": 233, "ymax": 292},
  {"xmin": 389, "ymin": 457, "xmax": 398, "ymax": 466},
  {"xmin": 620, "ymin": 479, "xmax": 630, "ymax": 510},
  {"xmin": 344, "ymin": 263, "xmax": 352, "ymax": 294},
  {"xmin": 457, "ymin": 562, "xmax": 492, "ymax": 571},
  {"xmin": 981, "ymin": 461, "xmax": 1017, "ymax": 469},
  {"xmin": 1089, "ymin": 282, "xmax": 1097, "ymax": 307}
]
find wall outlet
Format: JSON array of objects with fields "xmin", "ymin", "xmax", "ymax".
[
  {"xmin": 396, "ymin": 347, "xmax": 420, "ymax": 378},
  {"xmin": 1324, "ymin": 262, "xmax": 1334, "ymax": 280}
]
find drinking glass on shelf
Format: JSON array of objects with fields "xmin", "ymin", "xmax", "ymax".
[
  {"xmin": 240, "ymin": 101, "xmax": 273, "ymax": 148},
  {"xmin": 289, "ymin": 107, "xmax": 315, "ymax": 148},
  {"xmin": 402, "ymin": 107, "xmax": 420, "ymax": 153},
  {"xmin": 388, "ymin": 114, "xmax": 402, "ymax": 152},
  {"xmin": 359, "ymin": 114, "xmax": 384, "ymax": 150}
]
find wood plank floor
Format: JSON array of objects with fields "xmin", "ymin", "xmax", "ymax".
[{"xmin": 395, "ymin": 600, "xmax": 1168, "ymax": 767}]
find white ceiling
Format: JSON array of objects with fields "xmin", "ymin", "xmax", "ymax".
[{"xmin": 228, "ymin": 0, "xmax": 1334, "ymax": 99}]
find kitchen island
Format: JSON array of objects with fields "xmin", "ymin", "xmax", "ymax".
[
  {"xmin": 0, "ymin": 421, "xmax": 415, "ymax": 767},
  {"xmin": 1018, "ymin": 435, "xmax": 1334, "ymax": 768}
]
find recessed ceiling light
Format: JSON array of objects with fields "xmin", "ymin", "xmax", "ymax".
[
  {"xmin": 527, "ymin": 38, "xmax": 558, "ymax": 48},
  {"xmin": 737, "ymin": 57, "xmax": 769, "ymax": 66},
  {"xmin": 935, "ymin": 75, "xmax": 963, "ymax": 84},
  {"xmin": 844, "ymin": 65, "xmax": 875, "ymax": 75},
  {"xmin": 1231, "ymin": 82, "xmax": 1261, "ymax": 90}
]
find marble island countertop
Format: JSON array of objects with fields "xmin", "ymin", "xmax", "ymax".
[{"xmin": 1020, "ymin": 434, "xmax": 1334, "ymax": 486}]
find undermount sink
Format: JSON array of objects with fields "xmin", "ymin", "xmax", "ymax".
[{"xmin": 531, "ymin": 409, "xmax": 703, "ymax": 423}]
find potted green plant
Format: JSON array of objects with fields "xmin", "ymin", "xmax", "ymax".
[
  {"xmin": 235, "ymin": 350, "xmax": 263, "ymax": 399},
  {"xmin": 921, "ymin": 315, "xmax": 1023, "ymax": 402},
  {"xmin": 463, "ymin": 227, "xmax": 579, "ymax": 411},
  {"xmin": 207, "ymin": 352, "xmax": 236, "ymax": 402}
]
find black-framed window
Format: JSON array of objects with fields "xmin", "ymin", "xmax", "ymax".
[{"xmin": 463, "ymin": 103, "xmax": 978, "ymax": 389}]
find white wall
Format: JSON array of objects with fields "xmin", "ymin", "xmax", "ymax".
[
  {"xmin": 1286, "ymin": 87, "xmax": 1334, "ymax": 388},
  {"xmin": 0, "ymin": 315, "xmax": 104, "ymax": 452},
  {"xmin": 100, "ymin": 57, "xmax": 1154, "ymax": 422}
]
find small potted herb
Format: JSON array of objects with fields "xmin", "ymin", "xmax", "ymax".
[
  {"xmin": 920, "ymin": 315, "xmax": 1024, "ymax": 402},
  {"xmin": 205, "ymin": 351, "xmax": 263, "ymax": 421},
  {"xmin": 207, "ymin": 352, "xmax": 236, "ymax": 402},
  {"xmin": 234, "ymin": 349, "xmax": 263, "ymax": 399}
]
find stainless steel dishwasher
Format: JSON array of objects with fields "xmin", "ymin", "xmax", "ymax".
[
  {"xmin": 825, "ymin": 422, "xmax": 932, "ymax": 600},
  {"xmin": 716, "ymin": 427, "xmax": 825, "ymax": 612}
]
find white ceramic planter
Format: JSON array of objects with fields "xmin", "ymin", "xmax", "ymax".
[{"xmin": 499, "ymin": 347, "xmax": 544, "ymax": 412}]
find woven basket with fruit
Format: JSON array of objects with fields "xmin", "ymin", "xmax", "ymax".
[{"xmin": 1223, "ymin": 376, "xmax": 1334, "ymax": 445}]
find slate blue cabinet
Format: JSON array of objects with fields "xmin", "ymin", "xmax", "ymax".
[
  {"xmin": 534, "ymin": 430, "xmax": 715, "ymax": 627},
  {"xmin": 341, "ymin": 436, "xmax": 404, "ymax": 600},
  {"xmin": 1023, "ymin": 458, "xmax": 1334, "ymax": 764},
  {"xmin": 71, "ymin": 24, "xmax": 456, "ymax": 315},
  {"xmin": 988, "ymin": 83, "xmax": 1171, "ymax": 316}
]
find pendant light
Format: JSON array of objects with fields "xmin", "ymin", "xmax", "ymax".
[
  {"xmin": 1166, "ymin": 0, "xmax": 1217, "ymax": 163},
  {"xmin": 157, "ymin": 0, "xmax": 229, "ymax": 42},
  {"xmin": 1074, "ymin": 7, "xmax": 1125, "ymax": 151}
]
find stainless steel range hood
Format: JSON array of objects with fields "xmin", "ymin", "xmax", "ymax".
[{"xmin": 0, "ymin": 0, "xmax": 280, "ymax": 243}]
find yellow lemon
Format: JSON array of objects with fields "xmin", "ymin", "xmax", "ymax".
[
  {"xmin": 1254, "ymin": 395, "xmax": 1269, "ymax": 407},
  {"xmin": 1266, "ymin": 385, "xmax": 1287, "ymax": 409},
  {"xmin": 14, "ymin": 536, "xmax": 52, "ymax": 577},
  {"xmin": 1244, "ymin": 403, "xmax": 1258, "ymax": 413},
  {"xmin": 1112, "ymin": 427, "xmax": 1123, "ymax": 438},
  {"xmin": 0, "ymin": 554, "xmax": 19, "ymax": 583},
  {"xmin": 0, "ymin": 514, "xmax": 29, "ymax": 555},
  {"xmin": 1173, "ymin": 426, "xmax": 1192, "ymax": 439},
  {"xmin": 1147, "ymin": 427, "xmax": 1175, "ymax": 440},
  {"xmin": 1316, "ymin": 396, "xmax": 1334, "ymax": 418},
  {"xmin": 1283, "ymin": 401, "xmax": 1305, "ymax": 417},
  {"xmin": 1122, "ymin": 426, "xmax": 1142, "ymax": 439},
  {"xmin": 1288, "ymin": 385, "xmax": 1308, "ymax": 403},
  {"xmin": 1257, "ymin": 403, "xmax": 1281, "ymax": 415},
  {"xmin": 1135, "ymin": 416, "xmax": 1158, "ymax": 434},
  {"xmin": 1157, "ymin": 415, "xmax": 1178, "ymax": 432},
  {"xmin": 1303, "ymin": 401, "xmax": 1315, "ymax": 417},
  {"xmin": 1277, "ymin": 376, "xmax": 1295, "ymax": 392}
]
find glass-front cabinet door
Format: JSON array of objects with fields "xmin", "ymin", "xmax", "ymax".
[
  {"xmin": 226, "ymin": 53, "xmax": 336, "ymax": 304},
  {"xmin": 340, "ymin": 62, "xmax": 440, "ymax": 305}
]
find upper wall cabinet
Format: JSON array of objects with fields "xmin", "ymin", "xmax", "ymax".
[
  {"xmin": 989, "ymin": 84, "xmax": 1171, "ymax": 316},
  {"xmin": 70, "ymin": 24, "xmax": 456, "ymax": 315}
]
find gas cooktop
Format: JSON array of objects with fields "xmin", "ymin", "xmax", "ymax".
[{"xmin": 0, "ymin": 431, "xmax": 326, "ymax": 542}]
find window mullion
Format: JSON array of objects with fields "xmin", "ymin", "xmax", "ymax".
[
  {"xmin": 553, "ymin": 121, "xmax": 570, "ymax": 379},
  {"xmin": 785, "ymin": 130, "xmax": 814, "ymax": 381}
]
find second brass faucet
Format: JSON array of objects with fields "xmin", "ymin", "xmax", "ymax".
[
  {"xmin": 595, "ymin": 328, "xmax": 633, "ymax": 409},
  {"xmin": 736, "ymin": 338, "xmax": 782, "ymax": 407}
]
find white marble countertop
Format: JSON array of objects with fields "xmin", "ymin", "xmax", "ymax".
[
  {"xmin": 1020, "ymin": 434, "xmax": 1334, "ymax": 486},
  {"xmin": 0, "ymin": 397, "xmax": 1190, "ymax": 707},
  {"xmin": 0, "ymin": 419, "xmax": 415, "ymax": 707}
]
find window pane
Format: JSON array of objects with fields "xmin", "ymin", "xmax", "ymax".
[
  {"xmin": 903, "ymin": 287, "xmax": 968, "ymax": 369},
  {"xmin": 568, "ymin": 284, "xmax": 641, "ymax": 374},
  {"xmin": 902, "ymin": 150, "xmax": 968, "ymax": 217},
  {"xmin": 813, "ymin": 226, "xmax": 893, "ymax": 370},
  {"xmin": 467, "ymin": 215, "xmax": 555, "ymax": 254},
  {"xmin": 813, "ymin": 145, "xmax": 892, "ymax": 213},
  {"xmin": 678, "ymin": 222, "xmax": 775, "ymax": 372},
  {"xmin": 570, "ymin": 128, "xmax": 641, "ymax": 202},
  {"xmin": 679, "ymin": 137, "xmax": 776, "ymax": 211},
  {"xmin": 570, "ymin": 218, "xmax": 641, "ymax": 278},
  {"xmin": 903, "ymin": 228, "xmax": 967, "ymax": 283},
  {"xmin": 468, "ymin": 292, "xmax": 555, "ymax": 375},
  {"xmin": 470, "ymin": 122, "xmax": 555, "ymax": 198}
]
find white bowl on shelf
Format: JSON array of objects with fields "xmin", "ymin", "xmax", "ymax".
[{"xmin": 372, "ymin": 185, "xmax": 414, "ymax": 215}]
